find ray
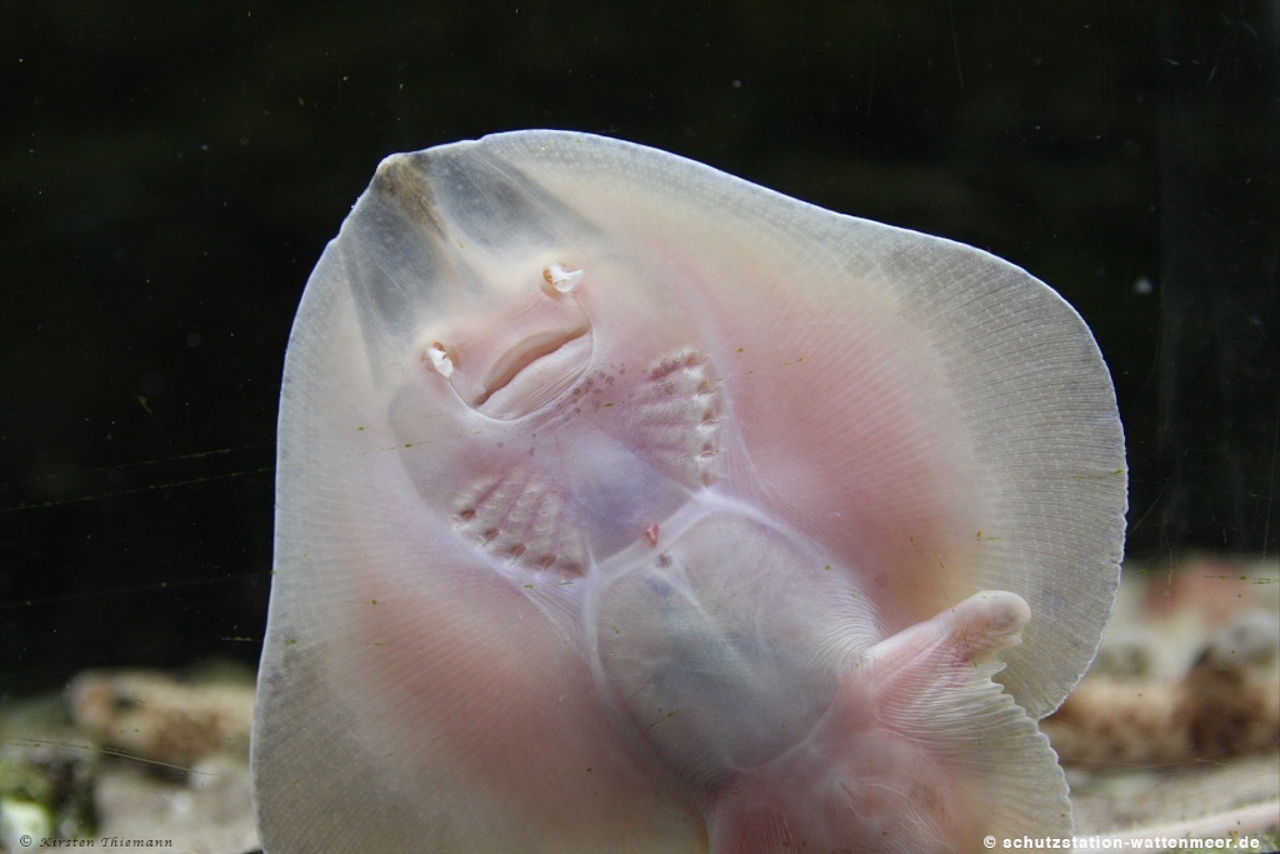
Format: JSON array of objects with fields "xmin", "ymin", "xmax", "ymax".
[{"xmin": 251, "ymin": 130, "xmax": 1127, "ymax": 853}]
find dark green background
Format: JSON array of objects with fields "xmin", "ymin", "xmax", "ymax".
[{"xmin": 2, "ymin": 2, "xmax": 1275, "ymax": 694}]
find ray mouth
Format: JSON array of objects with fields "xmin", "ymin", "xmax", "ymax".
[{"xmin": 468, "ymin": 325, "xmax": 592, "ymax": 419}]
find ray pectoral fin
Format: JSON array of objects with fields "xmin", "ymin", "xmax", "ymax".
[{"xmin": 706, "ymin": 591, "xmax": 1069, "ymax": 854}]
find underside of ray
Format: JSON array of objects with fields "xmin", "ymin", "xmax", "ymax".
[{"xmin": 253, "ymin": 130, "xmax": 1126, "ymax": 854}]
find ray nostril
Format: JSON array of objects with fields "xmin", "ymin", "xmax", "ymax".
[
  {"xmin": 542, "ymin": 262, "xmax": 584, "ymax": 295},
  {"xmin": 424, "ymin": 341, "xmax": 455, "ymax": 377}
]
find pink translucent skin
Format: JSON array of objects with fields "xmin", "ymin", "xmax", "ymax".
[{"xmin": 251, "ymin": 131, "xmax": 1126, "ymax": 853}]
